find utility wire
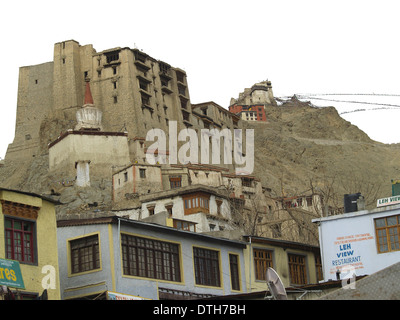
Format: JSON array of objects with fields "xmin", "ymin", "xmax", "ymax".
[
  {"xmin": 294, "ymin": 93, "xmax": 400, "ymax": 97},
  {"xmin": 296, "ymin": 95, "xmax": 400, "ymax": 108},
  {"xmin": 276, "ymin": 93, "xmax": 400, "ymax": 114}
]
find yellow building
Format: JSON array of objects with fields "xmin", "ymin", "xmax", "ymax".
[
  {"xmin": 0, "ymin": 188, "xmax": 60, "ymax": 300},
  {"xmin": 243, "ymin": 236, "xmax": 323, "ymax": 292}
]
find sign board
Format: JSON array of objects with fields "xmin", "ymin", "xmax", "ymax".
[
  {"xmin": 107, "ymin": 291, "xmax": 150, "ymax": 300},
  {"xmin": 377, "ymin": 195, "xmax": 400, "ymax": 207},
  {"xmin": 0, "ymin": 258, "xmax": 25, "ymax": 289}
]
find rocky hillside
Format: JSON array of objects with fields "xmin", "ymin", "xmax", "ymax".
[
  {"xmin": 1, "ymin": 96, "xmax": 400, "ymax": 213},
  {"xmin": 249, "ymin": 97, "xmax": 400, "ymax": 209}
]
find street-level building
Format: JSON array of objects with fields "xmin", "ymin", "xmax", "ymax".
[
  {"xmin": 243, "ymin": 235, "xmax": 322, "ymax": 291},
  {"xmin": 0, "ymin": 188, "xmax": 60, "ymax": 300},
  {"xmin": 313, "ymin": 202, "xmax": 400, "ymax": 282},
  {"xmin": 56, "ymin": 216, "xmax": 247, "ymax": 300}
]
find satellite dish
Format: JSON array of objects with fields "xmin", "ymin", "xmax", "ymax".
[{"xmin": 265, "ymin": 267, "xmax": 288, "ymax": 300}]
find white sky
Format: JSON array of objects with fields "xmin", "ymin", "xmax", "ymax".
[{"xmin": 1, "ymin": 0, "xmax": 400, "ymax": 159}]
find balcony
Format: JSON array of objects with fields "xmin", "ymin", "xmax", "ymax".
[{"xmin": 161, "ymin": 86, "xmax": 173, "ymax": 95}]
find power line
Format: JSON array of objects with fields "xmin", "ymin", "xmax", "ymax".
[
  {"xmin": 296, "ymin": 95, "xmax": 400, "ymax": 108},
  {"xmin": 276, "ymin": 93, "xmax": 400, "ymax": 115},
  {"xmin": 294, "ymin": 93, "xmax": 400, "ymax": 97}
]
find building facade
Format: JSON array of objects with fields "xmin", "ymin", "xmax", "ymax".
[
  {"xmin": 228, "ymin": 105, "xmax": 267, "ymax": 122},
  {"xmin": 313, "ymin": 203, "xmax": 400, "ymax": 282},
  {"xmin": 56, "ymin": 216, "xmax": 247, "ymax": 300},
  {"xmin": 243, "ymin": 235, "xmax": 322, "ymax": 291},
  {"xmin": 0, "ymin": 188, "xmax": 60, "ymax": 300}
]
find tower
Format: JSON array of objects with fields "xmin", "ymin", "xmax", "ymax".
[{"xmin": 48, "ymin": 80, "xmax": 130, "ymax": 186}]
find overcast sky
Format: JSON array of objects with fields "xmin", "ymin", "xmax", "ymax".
[{"xmin": 1, "ymin": 0, "xmax": 400, "ymax": 159}]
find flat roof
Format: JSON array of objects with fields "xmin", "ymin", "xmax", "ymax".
[
  {"xmin": 0, "ymin": 187, "xmax": 60, "ymax": 204},
  {"xmin": 312, "ymin": 203, "xmax": 400, "ymax": 224},
  {"xmin": 243, "ymin": 235, "xmax": 320, "ymax": 253},
  {"xmin": 139, "ymin": 184, "xmax": 229, "ymax": 203},
  {"xmin": 48, "ymin": 130, "xmax": 128, "ymax": 148}
]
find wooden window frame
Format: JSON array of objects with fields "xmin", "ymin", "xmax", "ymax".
[
  {"xmin": 193, "ymin": 247, "xmax": 221, "ymax": 287},
  {"xmin": 229, "ymin": 253, "xmax": 241, "ymax": 291},
  {"xmin": 288, "ymin": 253, "xmax": 308, "ymax": 285},
  {"xmin": 182, "ymin": 192, "xmax": 210, "ymax": 215},
  {"xmin": 4, "ymin": 217, "xmax": 36, "ymax": 264},
  {"xmin": 169, "ymin": 176, "xmax": 182, "ymax": 189},
  {"xmin": 173, "ymin": 219, "xmax": 196, "ymax": 232},
  {"xmin": 139, "ymin": 168, "xmax": 146, "ymax": 178},
  {"xmin": 121, "ymin": 234, "xmax": 181, "ymax": 282},
  {"xmin": 253, "ymin": 248, "xmax": 273, "ymax": 281},
  {"xmin": 70, "ymin": 234, "xmax": 100, "ymax": 274},
  {"xmin": 375, "ymin": 214, "xmax": 400, "ymax": 253}
]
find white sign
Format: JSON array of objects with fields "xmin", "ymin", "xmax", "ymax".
[
  {"xmin": 107, "ymin": 291, "xmax": 150, "ymax": 300},
  {"xmin": 377, "ymin": 195, "xmax": 400, "ymax": 207}
]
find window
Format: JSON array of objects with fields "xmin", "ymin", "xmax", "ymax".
[
  {"xmin": 253, "ymin": 249, "xmax": 273, "ymax": 280},
  {"xmin": 169, "ymin": 176, "xmax": 181, "ymax": 189},
  {"xmin": 139, "ymin": 79, "xmax": 149, "ymax": 91},
  {"xmin": 106, "ymin": 51, "xmax": 119, "ymax": 64},
  {"xmin": 288, "ymin": 254, "xmax": 308, "ymax": 285},
  {"xmin": 165, "ymin": 205, "xmax": 173, "ymax": 216},
  {"xmin": 161, "ymin": 77, "xmax": 169, "ymax": 87},
  {"xmin": 216, "ymin": 199, "xmax": 223, "ymax": 215},
  {"xmin": 176, "ymin": 71, "xmax": 185, "ymax": 83},
  {"xmin": 173, "ymin": 219, "xmax": 196, "ymax": 232},
  {"xmin": 124, "ymin": 172, "xmax": 128, "ymax": 182},
  {"xmin": 182, "ymin": 110, "xmax": 190, "ymax": 121},
  {"xmin": 178, "ymin": 84, "xmax": 186, "ymax": 96},
  {"xmin": 193, "ymin": 247, "xmax": 220, "ymax": 287},
  {"xmin": 180, "ymin": 97, "xmax": 188, "ymax": 110},
  {"xmin": 297, "ymin": 197, "xmax": 303, "ymax": 207},
  {"xmin": 375, "ymin": 215, "xmax": 400, "ymax": 253},
  {"xmin": 5, "ymin": 217, "xmax": 35, "ymax": 264},
  {"xmin": 182, "ymin": 192, "xmax": 210, "ymax": 215},
  {"xmin": 229, "ymin": 254, "xmax": 241, "ymax": 291},
  {"xmin": 147, "ymin": 206, "xmax": 155, "ymax": 216},
  {"xmin": 139, "ymin": 168, "xmax": 146, "ymax": 178},
  {"xmin": 121, "ymin": 234, "xmax": 181, "ymax": 282},
  {"xmin": 134, "ymin": 50, "xmax": 147, "ymax": 63},
  {"xmin": 141, "ymin": 93, "xmax": 150, "ymax": 106},
  {"xmin": 242, "ymin": 177, "xmax": 253, "ymax": 187},
  {"xmin": 159, "ymin": 62, "xmax": 171, "ymax": 74},
  {"xmin": 70, "ymin": 234, "xmax": 100, "ymax": 274}
]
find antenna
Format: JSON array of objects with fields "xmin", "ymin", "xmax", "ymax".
[{"xmin": 265, "ymin": 267, "xmax": 288, "ymax": 300}]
